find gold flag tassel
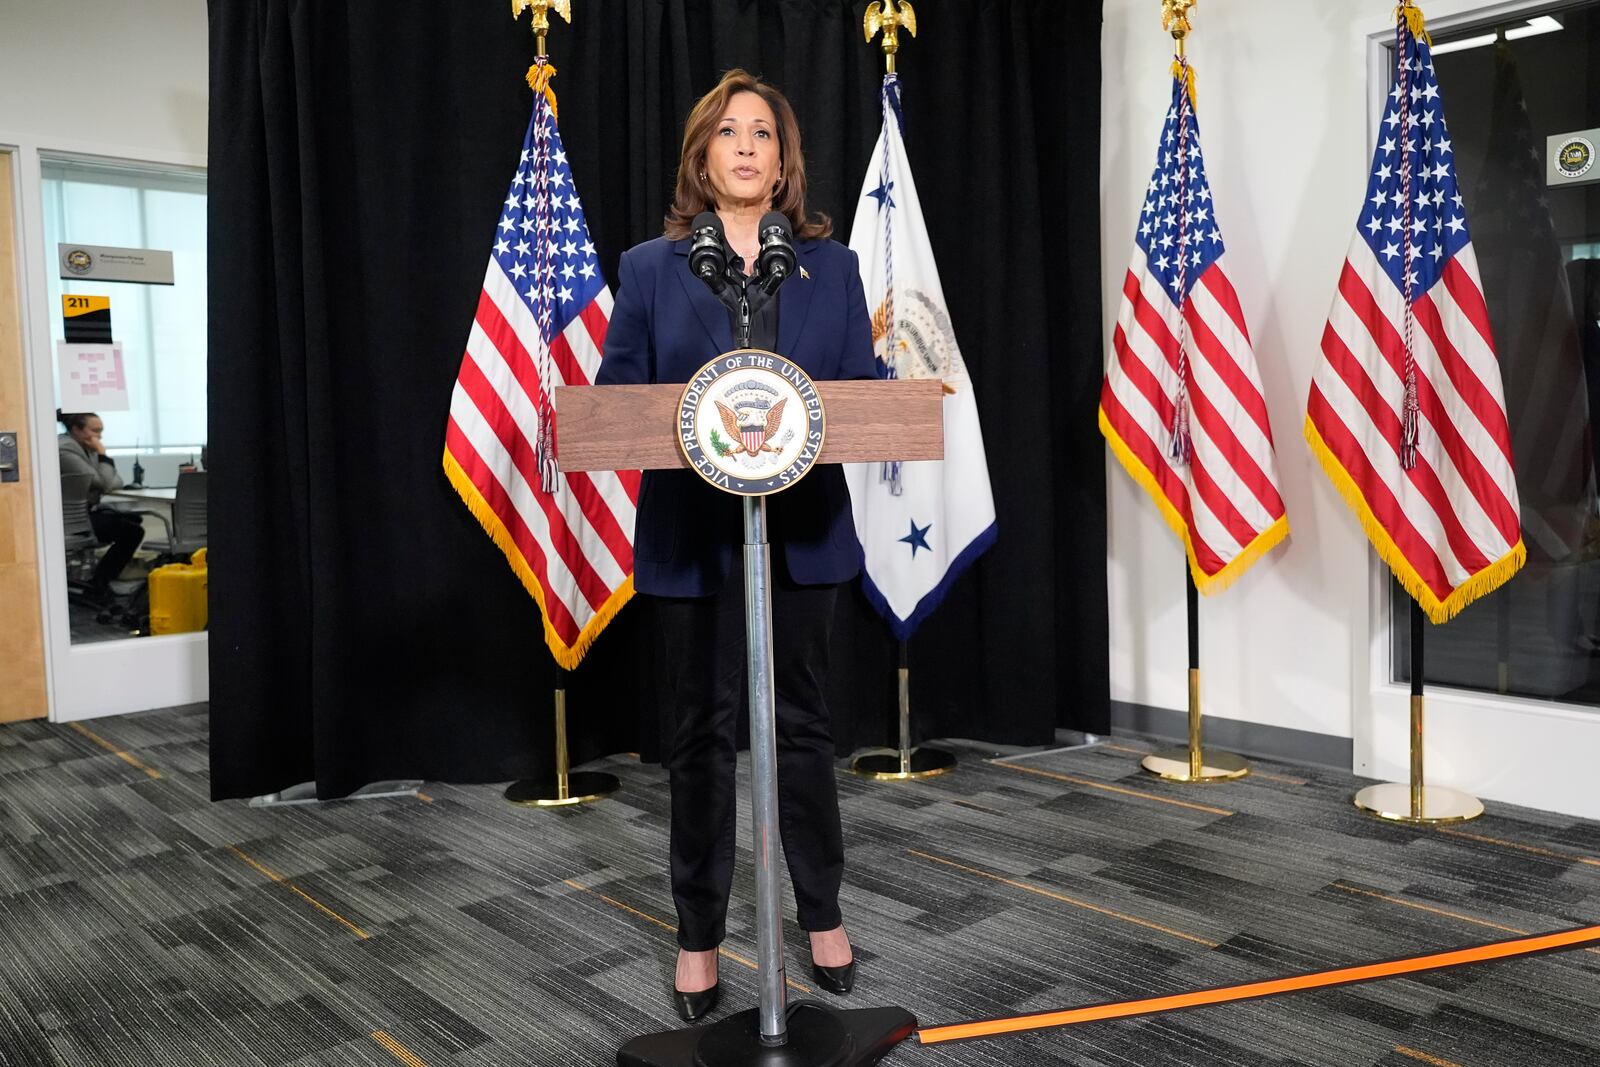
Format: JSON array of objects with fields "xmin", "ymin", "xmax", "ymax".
[
  {"xmin": 527, "ymin": 57, "xmax": 559, "ymax": 116},
  {"xmin": 1161, "ymin": 0, "xmax": 1199, "ymax": 108},
  {"xmin": 1395, "ymin": 1, "xmax": 1432, "ymax": 46},
  {"xmin": 1170, "ymin": 58, "xmax": 1197, "ymax": 107}
]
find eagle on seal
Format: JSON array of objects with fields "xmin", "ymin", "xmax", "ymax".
[{"xmin": 716, "ymin": 397, "xmax": 787, "ymax": 456}]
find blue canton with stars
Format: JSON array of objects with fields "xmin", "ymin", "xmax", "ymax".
[
  {"xmin": 491, "ymin": 87, "xmax": 604, "ymax": 344},
  {"xmin": 1357, "ymin": 24, "xmax": 1471, "ymax": 298},
  {"xmin": 1136, "ymin": 74, "xmax": 1225, "ymax": 308}
]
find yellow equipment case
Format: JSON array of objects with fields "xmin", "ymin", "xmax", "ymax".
[{"xmin": 148, "ymin": 550, "xmax": 208, "ymax": 634}]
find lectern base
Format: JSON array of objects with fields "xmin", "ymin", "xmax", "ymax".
[{"xmin": 617, "ymin": 1002, "xmax": 916, "ymax": 1067}]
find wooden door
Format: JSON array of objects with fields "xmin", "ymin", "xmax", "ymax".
[{"xmin": 0, "ymin": 152, "xmax": 49, "ymax": 721}]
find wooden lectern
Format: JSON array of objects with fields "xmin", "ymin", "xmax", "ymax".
[
  {"xmin": 555, "ymin": 374, "xmax": 942, "ymax": 1067},
  {"xmin": 554, "ymin": 378, "xmax": 946, "ymax": 471}
]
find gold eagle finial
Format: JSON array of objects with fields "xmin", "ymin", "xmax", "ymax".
[
  {"xmin": 864, "ymin": 1, "xmax": 917, "ymax": 73},
  {"xmin": 513, "ymin": 0, "xmax": 572, "ymax": 55},
  {"xmin": 1161, "ymin": 0, "xmax": 1196, "ymax": 50}
]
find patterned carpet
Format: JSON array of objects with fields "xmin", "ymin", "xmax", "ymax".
[{"xmin": 0, "ymin": 705, "xmax": 1596, "ymax": 1066}]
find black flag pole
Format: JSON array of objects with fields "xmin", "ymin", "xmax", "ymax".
[
  {"xmin": 1353, "ymin": 599, "xmax": 1483, "ymax": 823},
  {"xmin": 1139, "ymin": 558, "xmax": 1249, "ymax": 782}
]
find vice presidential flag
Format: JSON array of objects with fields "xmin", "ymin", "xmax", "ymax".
[
  {"xmin": 443, "ymin": 60, "xmax": 638, "ymax": 667},
  {"xmin": 1305, "ymin": 7, "xmax": 1525, "ymax": 622},
  {"xmin": 1099, "ymin": 63, "xmax": 1287, "ymax": 593},
  {"xmin": 844, "ymin": 73, "xmax": 997, "ymax": 640}
]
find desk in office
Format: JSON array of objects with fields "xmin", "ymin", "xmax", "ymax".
[
  {"xmin": 104, "ymin": 487, "xmax": 177, "ymax": 504},
  {"xmin": 102, "ymin": 488, "xmax": 177, "ymax": 548}
]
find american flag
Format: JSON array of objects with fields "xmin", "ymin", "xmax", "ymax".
[
  {"xmin": 1306, "ymin": 11, "xmax": 1524, "ymax": 623},
  {"xmin": 443, "ymin": 60, "xmax": 638, "ymax": 668},
  {"xmin": 1099, "ymin": 64, "xmax": 1287, "ymax": 593}
]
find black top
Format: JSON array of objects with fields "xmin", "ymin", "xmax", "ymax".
[{"xmin": 727, "ymin": 254, "xmax": 779, "ymax": 351}]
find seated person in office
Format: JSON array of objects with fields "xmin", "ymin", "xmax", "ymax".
[{"xmin": 58, "ymin": 410, "xmax": 144, "ymax": 594}]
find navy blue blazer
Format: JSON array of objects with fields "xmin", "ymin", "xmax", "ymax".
[{"xmin": 597, "ymin": 234, "xmax": 878, "ymax": 597}]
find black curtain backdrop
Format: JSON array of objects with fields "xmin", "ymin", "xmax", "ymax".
[{"xmin": 207, "ymin": 0, "xmax": 1107, "ymax": 800}]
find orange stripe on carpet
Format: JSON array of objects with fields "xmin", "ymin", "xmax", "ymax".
[
  {"xmin": 989, "ymin": 761, "xmax": 1233, "ymax": 816},
  {"xmin": 915, "ymin": 923, "xmax": 1600, "ymax": 1045},
  {"xmin": 1396, "ymin": 1046, "xmax": 1466, "ymax": 1067}
]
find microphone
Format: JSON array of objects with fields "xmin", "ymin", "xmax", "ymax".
[
  {"xmin": 689, "ymin": 211, "xmax": 728, "ymax": 295},
  {"xmin": 755, "ymin": 211, "xmax": 796, "ymax": 296}
]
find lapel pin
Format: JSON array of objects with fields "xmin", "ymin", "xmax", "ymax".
[{"xmin": 799, "ymin": 265, "xmax": 811, "ymax": 280}]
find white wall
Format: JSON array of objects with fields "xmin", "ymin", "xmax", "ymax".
[
  {"xmin": 1102, "ymin": 0, "xmax": 1391, "ymax": 741},
  {"xmin": 0, "ymin": 0, "xmax": 208, "ymax": 162},
  {"xmin": 1101, "ymin": 0, "xmax": 1600, "ymax": 819}
]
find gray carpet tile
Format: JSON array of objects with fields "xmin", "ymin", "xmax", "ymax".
[{"xmin": 0, "ymin": 704, "xmax": 1597, "ymax": 1065}]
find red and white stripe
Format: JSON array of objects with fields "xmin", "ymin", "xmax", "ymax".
[
  {"xmin": 1307, "ymin": 234, "xmax": 1522, "ymax": 620},
  {"xmin": 1100, "ymin": 246, "xmax": 1287, "ymax": 591},
  {"xmin": 444, "ymin": 255, "xmax": 639, "ymax": 666}
]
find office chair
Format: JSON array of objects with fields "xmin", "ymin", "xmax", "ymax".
[
  {"xmin": 126, "ymin": 470, "xmax": 207, "ymax": 561},
  {"xmin": 170, "ymin": 470, "xmax": 207, "ymax": 558},
  {"xmin": 61, "ymin": 472, "xmax": 99, "ymax": 589},
  {"xmin": 61, "ymin": 470, "xmax": 127, "ymax": 626}
]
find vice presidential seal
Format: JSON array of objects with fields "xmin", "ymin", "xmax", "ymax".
[{"xmin": 677, "ymin": 349, "xmax": 826, "ymax": 496}]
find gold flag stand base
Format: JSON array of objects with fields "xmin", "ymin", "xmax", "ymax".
[
  {"xmin": 1141, "ymin": 746, "xmax": 1249, "ymax": 782},
  {"xmin": 1353, "ymin": 782, "xmax": 1482, "ymax": 824},
  {"xmin": 506, "ymin": 770, "xmax": 619, "ymax": 807},
  {"xmin": 504, "ymin": 678, "xmax": 619, "ymax": 808},
  {"xmin": 1355, "ymin": 606, "xmax": 1484, "ymax": 826},
  {"xmin": 850, "ymin": 746, "xmax": 956, "ymax": 781},
  {"xmin": 850, "ymin": 641, "xmax": 956, "ymax": 781}
]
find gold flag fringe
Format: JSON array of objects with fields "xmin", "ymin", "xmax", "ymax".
[
  {"xmin": 1303, "ymin": 416, "xmax": 1523, "ymax": 624},
  {"xmin": 442, "ymin": 448, "xmax": 633, "ymax": 669},
  {"xmin": 1100, "ymin": 407, "xmax": 1289, "ymax": 595}
]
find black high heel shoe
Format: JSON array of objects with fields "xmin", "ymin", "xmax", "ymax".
[
  {"xmin": 672, "ymin": 981, "xmax": 721, "ymax": 1022},
  {"xmin": 811, "ymin": 959, "xmax": 856, "ymax": 995}
]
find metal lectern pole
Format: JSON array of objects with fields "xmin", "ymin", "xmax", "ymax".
[
  {"xmin": 619, "ymin": 487, "xmax": 917, "ymax": 1065},
  {"xmin": 742, "ymin": 496, "xmax": 788, "ymax": 1044},
  {"xmin": 616, "ymin": 296, "xmax": 915, "ymax": 1067}
]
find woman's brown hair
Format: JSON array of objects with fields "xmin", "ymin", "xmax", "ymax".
[{"xmin": 664, "ymin": 69, "xmax": 832, "ymax": 241}]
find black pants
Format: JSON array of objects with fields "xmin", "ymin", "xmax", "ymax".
[
  {"xmin": 89, "ymin": 507, "xmax": 145, "ymax": 588},
  {"xmin": 651, "ymin": 573, "xmax": 844, "ymax": 952}
]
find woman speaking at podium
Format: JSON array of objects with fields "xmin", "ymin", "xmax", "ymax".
[{"xmin": 596, "ymin": 69, "xmax": 876, "ymax": 1022}]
